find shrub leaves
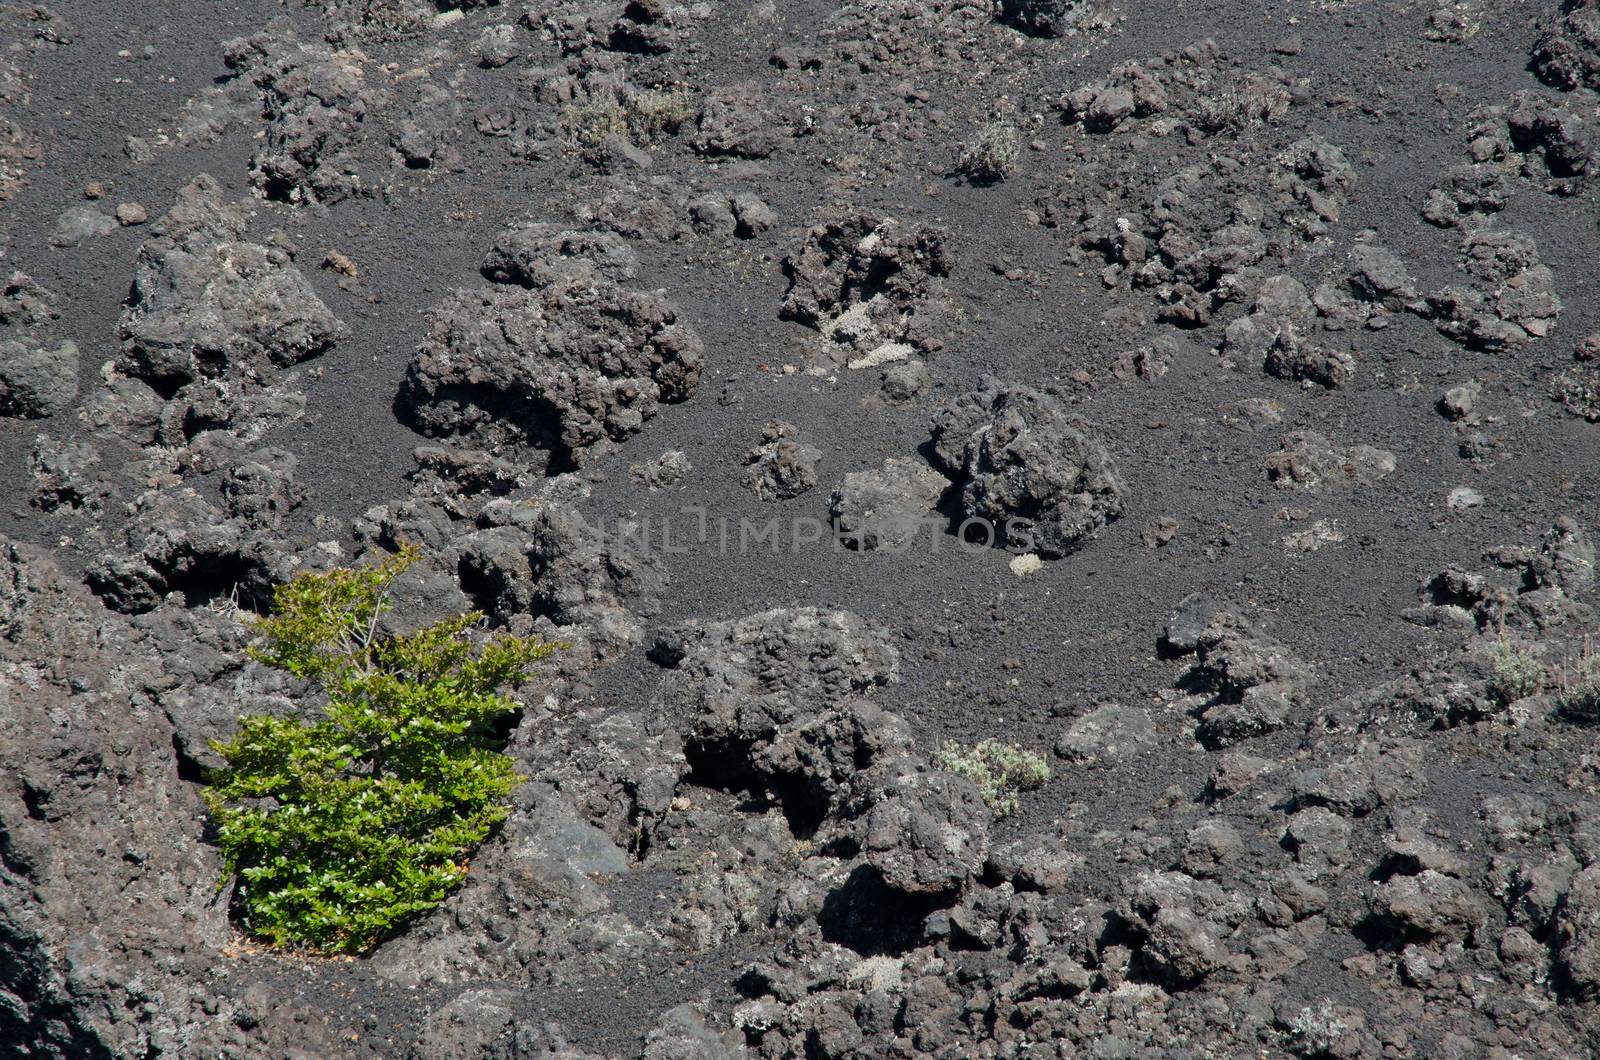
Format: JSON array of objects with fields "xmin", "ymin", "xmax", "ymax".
[{"xmin": 204, "ymin": 544, "xmax": 557, "ymax": 953}]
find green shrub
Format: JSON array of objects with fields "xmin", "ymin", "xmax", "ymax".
[
  {"xmin": 1557, "ymin": 651, "xmax": 1600, "ymax": 723},
  {"xmin": 205, "ymin": 545, "xmax": 557, "ymax": 953},
  {"xmin": 1485, "ymin": 638, "xmax": 1546, "ymax": 706},
  {"xmin": 935, "ymin": 739, "xmax": 1050, "ymax": 817}
]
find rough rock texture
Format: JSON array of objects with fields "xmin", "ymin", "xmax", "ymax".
[
  {"xmin": 1055, "ymin": 701, "xmax": 1157, "ymax": 764},
  {"xmin": 0, "ymin": 337, "xmax": 76, "ymax": 417},
  {"xmin": 1046, "ymin": 42, "xmax": 1356, "ymax": 328},
  {"xmin": 0, "ymin": 537, "xmax": 348, "ymax": 1058},
  {"xmin": 402, "ymin": 268, "xmax": 703, "ymax": 470},
  {"xmin": 1264, "ymin": 430, "xmax": 1397, "ymax": 491},
  {"xmin": 116, "ymin": 175, "xmax": 346, "ymax": 388},
  {"xmin": 221, "ymin": 25, "xmax": 378, "ymax": 203},
  {"xmin": 459, "ymin": 495, "xmax": 666, "ymax": 649},
  {"xmin": 1223, "ymin": 274, "xmax": 1358, "ymax": 388},
  {"xmin": 86, "ymin": 453, "xmax": 302, "ymax": 614},
  {"xmin": 11, "ymin": 1, "xmax": 1600, "ymax": 1056},
  {"xmin": 742, "ymin": 420, "xmax": 821, "ymax": 501},
  {"xmin": 930, "ymin": 378, "xmax": 1127, "ymax": 557},
  {"xmin": 1427, "ymin": 227, "xmax": 1562, "ymax": 350},
  {"xmin": 780, "ymin": 212, "xmax": 955, "ymax": 361},
  {"xmin": 998, "ymin": 0, "xmax": 1113, "ymax": 38},
  {"xmin": 829, "ymin": 457, "xmax": 947, "ymax": 551},
  {"xmin": 1533, "ymin": 0, "xmax": 1600, "ymax": 92},
  {"xmin": 651, "ymin": 608, "xmax": 900, "ymax": 766},
  {"xmin": 1, "ymin": 271, "xmax": 57, "ymax": 329},
  {"xmin": 480, "ymin": 221, "xmax": 641, "ymax": 289}
]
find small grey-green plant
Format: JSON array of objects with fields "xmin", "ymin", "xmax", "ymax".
[
  {"xmin": 627, "ymin": 88, "xmax": 697, "ymax": 142},
  {"xmin": 1485, "ymin": 638, "xmax": 1546, "ymax": 706},
  {"xmin": 1557, "ymin": 649, "xmax": 1600, "ymax": 723},
  {"xmin": 957, "ymin": 120, "xmax": 1022, "ymax": 183},
  {"xmin": 563, "ymin": 98, "xmax": 631, "ymax": 147},
  {"xmin": 935, "ymin": 739, "xmax": 1050, "ymax": 817},
  {"xmin": 1195, "ymin": 82, "xmax": 1291, "ymax": 133},
  {"xmin": 563, "ymin": 88, "xmax": 697, "ymax": 148}
]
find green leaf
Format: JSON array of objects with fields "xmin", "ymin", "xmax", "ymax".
[{"xmin": 203, "ymin": 544, "xmax": 558, "ymax": 954}]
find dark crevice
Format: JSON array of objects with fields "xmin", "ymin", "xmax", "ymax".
[
  {"xmin": 172, "ymin": 732, "xmax": 207, "ymax": 785},
  {"xmin": 818, "ymin": 864, "xmax": 950, "ymax": 957},
  {"xmin": 165, "ymin": 553, "xmax": 273, "ymax": 612},
  {"xmin": 394, "ymin": 380, "xmax": 576, "ymax": 476},
  {"xmin": 140, "ymin": 371, "xmax": 187, "ymax": 402},
  {"xmin": 681, "ymin": 736, "xmax": 833, "ymax": 840},
  {"xmin": 1350, "ymin": 912, "xmax": 1413, "ymax": 954},
  {"xmin": 20, "ymin": 784, "xmax": 47, "ymax": 822}
]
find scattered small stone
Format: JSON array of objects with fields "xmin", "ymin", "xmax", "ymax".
[
  {"xmin": 1282, "ymin": 519, "xmax": 1344, "ymax": 554},
  {"xmin": 1439, "ymin": 381, "xmax": 1480, "ymax": 420},
  {"xmin": 323, "ymin": 249, "xmax": 358, "ymax": 277},
  {"xmin": 114, "ymin": 202, "xmax": 148, "ymax": 226},
  {"xmin": 743, "ymin": 421, "xmax": 821, "ymax": 500},
  {"xmin": 49, "ymin": 205, "xmax": 116, "ymax": 246},
  {"xmin": 831, "ymin": 458, "xmax": 946, "ymax": 551},
  {"xmin": 1219, "ymin": 397, "xmax": 1284, "ymax": 431},
  {"xmin": 880, "ymin": 360, "xmax": 931, "ymax": 404},
  {"xmin": 1448, "ymin": 485, "xmax": 1485, "ymax": 510},
  {"xmin": 630, "ymin": 450, "xmax": 691, "ymax": 490},
  {"xmin": 1112, "ymin": 336, "xmax": 1176, "ymax": 382},
  {"xmin": 1142, "ymin": 517, "xmax": 1179, "ymax": 549},
  {"xmin": 1265, "ymin": 431, "xmax": 1396, "ymax": 491}
]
